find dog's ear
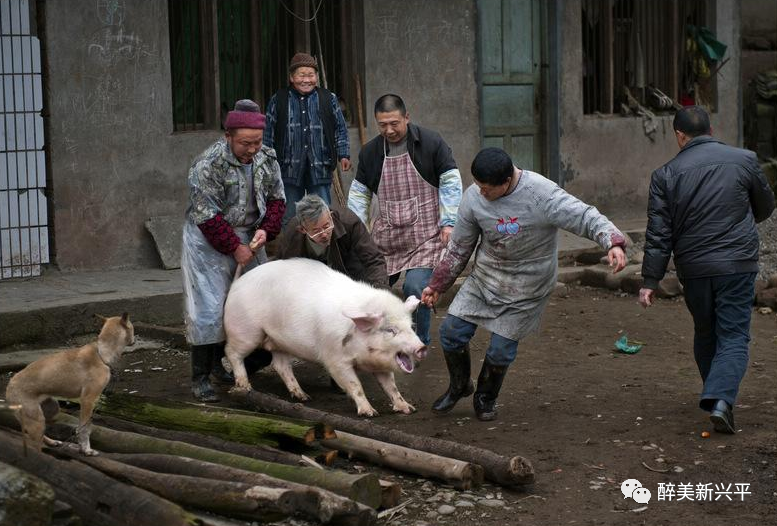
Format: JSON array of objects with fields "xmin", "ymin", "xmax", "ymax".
[
  {"xmin": 121, "ymin": 312, "xmax": 130, "ymax": 326},
  {"xmin": 94, "ymin": 314, "xmax": 107, "ymax": 322}
]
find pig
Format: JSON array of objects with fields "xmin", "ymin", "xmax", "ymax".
[{"xmin": 223, "ymin": 258, "xmax": 427, "ymax": 417}]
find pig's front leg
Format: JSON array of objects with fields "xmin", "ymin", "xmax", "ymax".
[
  {"xmin": 328, "ymin": 366, "xmax": 378, "ymax": 417},
  {"xmin": 271, "ymin": 353, "xmax": 310, "ymax": 401},
  {"xmin": 374, "ymin": 371, "xmax": 416, "ymax": 414}
]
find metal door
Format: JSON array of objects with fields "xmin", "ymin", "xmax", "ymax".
[{"xmin": 0, "ymin": 0, "xmax": 47, "ymax": 279}]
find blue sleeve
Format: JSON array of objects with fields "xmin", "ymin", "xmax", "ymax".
[
  {"xmin": 438, "ymin": 168, "xmax": 462, "ymax": 226},
  {"xmin": 332, "ymin": 93, "xmax": 350, "ymax": 160},
  {"xmin": 263, "ymin": 95, "xmax": 277, "ymax": 149},
  {"xmin": 347, "ymin": 179, "xmax": 372, "ymax": 224}
]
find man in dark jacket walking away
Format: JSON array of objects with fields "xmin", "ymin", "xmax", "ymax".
[{"xmin": 640, "ymin": 105, "xmax": 775, "ymax": 434}]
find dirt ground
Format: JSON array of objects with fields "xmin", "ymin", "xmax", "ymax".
[{"xmin": 2, "ymin": 284, "xmax": 776, "ymax": 526}]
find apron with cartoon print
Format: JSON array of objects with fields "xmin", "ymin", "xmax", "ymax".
[{"xmin": 371, "ymin": 147, "xmax": 444, "ymax": 276}]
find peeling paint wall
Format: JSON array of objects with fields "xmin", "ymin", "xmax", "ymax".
[
  {"xmin": 43, "ymin": 0, "xmax": 478, "ymax": 271},
  {"xmin": 361, "ymin": 0, "xmax": 480, "ymax": 187},
  {"xmin": 559, "ymin": 0, "xmax": 741, "ymax": 218},
  {"xmin": 44, "ymin": 0, "xmax": 219, "ymax": 270}
]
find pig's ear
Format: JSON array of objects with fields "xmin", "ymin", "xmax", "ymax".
[
  {"xmin": 344, "ymin": 311, "xmax": 384, "ymax": 332},
  {"xmin": 404, "ymin": 295, "xmax": 421, "ymax": 313}
]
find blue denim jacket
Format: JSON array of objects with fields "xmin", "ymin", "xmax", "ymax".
[{"xmin": 264, "ymin": 88, "xmax": 350, "ymax": 187}]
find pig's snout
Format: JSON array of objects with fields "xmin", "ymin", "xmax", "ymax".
[{"xmin": 414, "ymin": 346, "xmax": 428, "ymax": 360}]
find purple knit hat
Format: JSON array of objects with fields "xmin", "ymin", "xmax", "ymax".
[{"xmin": 224, "ymin": 99, "xmax": 266, "ymax": 130}]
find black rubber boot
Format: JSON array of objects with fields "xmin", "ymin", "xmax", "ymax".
[
  {"xmin": 210, "ymin": 342, "xmax": 235, "ymax": 385},
  {"xmin": 431, "ymin": 347, "xmax": 474, "ymax": 413},
  {"xmin": 190, "ymin": 344, "xmax": 220, "ymax": 402},
  {"xmin": 473, "ymin": 360, "xmax": 508, "ymax": 421}
]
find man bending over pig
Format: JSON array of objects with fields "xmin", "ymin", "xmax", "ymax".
[
  {"xmin": 277, "ymin": 194, "xmax": 388, "ymax": 288},
  {"xmin": 422, "ymin": 148, "xmax": 627, "ymax": 421}
]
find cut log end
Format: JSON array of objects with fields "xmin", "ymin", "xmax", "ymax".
[
  {"xmin": 378, "ymin": 479, "xmax": 401, "ymax": 509},
  {"xmin": 508, "ymin": 455, "xmax": 535, "ymax": 485},
  {"xmin": 315, "ymin": 449, "xmax": 338, "ymax": 466},
  {"xmin": 348, "ymin": 473, "xmax": 383, "ymax": 509}
]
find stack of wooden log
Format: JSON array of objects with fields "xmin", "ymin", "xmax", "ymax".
[{"xmin": 0, "ymin": 391, "xmax": 534, "ymax": 526}]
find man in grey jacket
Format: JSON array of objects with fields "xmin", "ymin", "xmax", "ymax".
[
  {"xmin": 422, "ymin": 147, "xmax": 627, "ymax": 421},
  {"xmin": 640, "ymin": 106, "xmax": 775, "ymax": 434}
]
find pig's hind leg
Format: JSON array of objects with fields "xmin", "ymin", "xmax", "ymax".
[
  {"xmin": 271, "ymin": 352, "xmax": 310, "ymax": 401},
  {"xmin": 374, "ymin": 371, "xmax": 416, "ymax": 414},
  {"xmin": 225, "ymin": 337, "xmax": 261, "ymax": 391}
]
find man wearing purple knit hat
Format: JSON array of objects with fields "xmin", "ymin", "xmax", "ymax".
[
  {"xmin": 181, "ymin": 99, "xmax": 285, "ymax": 402},
  {"xmin": 264, "ymin": 52, "xmax": 351, "ymax": 224}
]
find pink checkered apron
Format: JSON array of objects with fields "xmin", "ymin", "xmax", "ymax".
[{"xmin": 372, "ymin": 150, "xmax": 444, "ymax": 276}]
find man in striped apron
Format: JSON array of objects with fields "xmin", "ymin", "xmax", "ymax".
[{"xmin": 348, "ymin": 94, "xmax": 462, "ymax": 346}]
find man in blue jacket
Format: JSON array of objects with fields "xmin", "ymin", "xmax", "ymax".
[
  {"xmin": 264, "ymin": 52, "xmax": 351, "ymax": 224},
  {"xmin": 640, "ymin": 106, "xmax": 775, "ymax": 434}
]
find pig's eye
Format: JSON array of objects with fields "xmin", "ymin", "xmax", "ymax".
[{"xmin": 383, "ymin": 327, "xmax": 397, "ymax": 337}]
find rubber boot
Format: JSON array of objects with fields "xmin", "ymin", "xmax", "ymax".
[
  {"xmin": 431, "ymin": 346, "xmax": 474, "ymax": 413},
  {"xmin": 210, "ymin": 342, "xmax": 235, "ymax": 385},
  {"xmin": 190, "ymin": 344, "xmax": 220, "ymax": 402},
  {"xmin": 473, "ymin": 360, "xmax": 508, "ymax": 421}
]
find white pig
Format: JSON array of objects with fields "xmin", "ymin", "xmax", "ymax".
[{"xmin": 223, "ymin": 258, "xmax": 427, "ymax": 417}]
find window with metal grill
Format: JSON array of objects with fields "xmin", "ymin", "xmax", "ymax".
[
  {"xmin": 582, "ymin": 0, "xmax": 718, "ymax": 115},
  {"xmin": 168, "ymin": 0, "xmax": 360, "ymax": 132}
]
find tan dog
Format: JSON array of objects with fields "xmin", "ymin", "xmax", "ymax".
[{"xmin": 5, "ymin": 313, "xmax": 135, "ymax": 455}]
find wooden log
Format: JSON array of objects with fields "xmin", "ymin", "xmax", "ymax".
[
  {"xmin": 103, "ymin": 453, "xmax": 376, "ymax": 526},
  {"xmin": 315, "ymin": 449, "xmax": 339, "ymax": 466},
  {"xmin": 0, "ymin": 429, "xmax": 201, "ymax": 526},
  {"xmin": 323, "ymin": 431, "xmax": 483, "ymax": 490},
  {"xmin": 95, "ymin": 393, "xmax": 333, "ymax": 450},
  {"xmin": 230, "ymin": 389, "xmax": 535, "ymax": 486},
  {"xmin": 0, "ymin": 459, "xmax": 56, "ymax": 526},
  {"xmin": 94, "ymin": 414, "xmax": 310, "ymax": 467},
  {"xmin": 45, "ymin": 412, "xmax": 382, "ymax": 509},
  {"xmin": 52, "ymin": 448, "xmax": 299, "ymax": 522},
  {"xmin": 378, "ymin": 479, "xmax": 401, "ymax": 509}
]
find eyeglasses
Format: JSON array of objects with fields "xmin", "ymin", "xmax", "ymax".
[{"xmin": 303, "ymin": 212, "xmax": 334, "ymax": 240}]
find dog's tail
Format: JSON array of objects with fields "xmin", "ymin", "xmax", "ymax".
[
  {"xmin": 4, "ymin": 377, "xmax": 27, "ymax": 452},
  {"xmin": 4, "ymin": 375, "xmax": 21, "ymax": 409}
]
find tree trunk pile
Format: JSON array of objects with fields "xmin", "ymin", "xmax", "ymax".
[
  {"xmin": 230, "ymin": 389, "xmax": 535, "ymax": 486},
  {"xmin": 0, "ymin": 386, "xmax": 535, "ymax": 526}
]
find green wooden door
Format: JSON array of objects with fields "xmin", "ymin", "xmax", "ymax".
[{"xmin": 479, "ymin": 0, "xmax": 543, "ymax": 172}]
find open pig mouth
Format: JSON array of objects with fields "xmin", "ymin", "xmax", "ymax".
[{"xmin": 396, "ymin": 352, "xmax": 414, "ymax": 373}]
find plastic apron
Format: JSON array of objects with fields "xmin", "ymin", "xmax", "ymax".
[{"xmin": 181, "ymin": 222, "xmax": 266, "ymax": 345}]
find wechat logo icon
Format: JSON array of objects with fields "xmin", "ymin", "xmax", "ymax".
[{"xmin": 621, "ymin": 479, "xmax": 652, "ymax": 504}]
